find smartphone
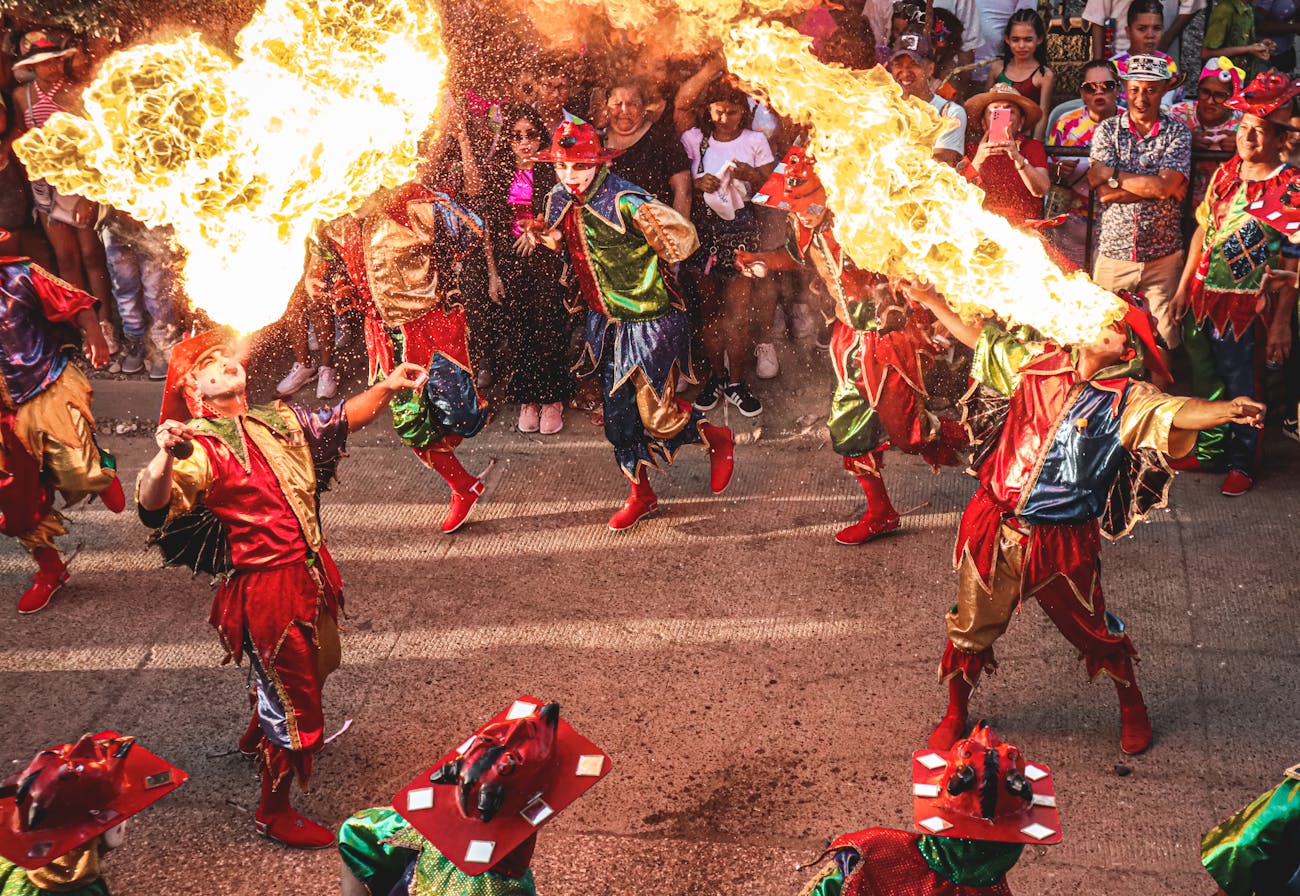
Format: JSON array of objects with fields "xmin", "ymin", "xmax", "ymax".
[{"xmin": 988, "ymin": 107, "xmax": 1013, "ymax": 145}]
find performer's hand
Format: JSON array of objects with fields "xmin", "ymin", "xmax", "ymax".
[
  {"xmin": 83, "ymin": 320, "xmax": 111, "ymax": 368},
  {"xmin": 897, "ymin": 279, "xmax": 941, "ymax": 308},
  {"xmin": 383, "ymin": 361, "xmax": 428, "ymax": 394},
  {"xmin": 155, "ymin": 420, "xmax": 198, "ymax": 454},
  {"xmin": 1225, "ymin": 397, "xmax": 1266, "ymax": 427},
  {"xmin": 488, "ymin": 272, "xmax": 506, "ymax": 304},
  {"xmin": 1267, "ymin": 317, "xmax": 1293, "ymax": 366},
  {"xmin": 514, "ymin": 217, "xmax": 548, "ymax": 256}
]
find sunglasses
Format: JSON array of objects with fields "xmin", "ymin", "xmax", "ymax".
[
  {"xmin": 509, "ymin": 129, "xmax": 541, "ymax": 141},
  {"xmin": 1081, "ymin": 80, "xmax": 1118, "ymax": 94}
]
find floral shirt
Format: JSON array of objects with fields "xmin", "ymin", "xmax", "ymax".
[{"xmin": 1090, "ymin": 110, "xmax": 1192, "ymax": 262}]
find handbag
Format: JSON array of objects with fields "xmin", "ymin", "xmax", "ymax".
[{"xmin": 1042, "ymin": 168, "xmax": 1088, "ymax": 220}]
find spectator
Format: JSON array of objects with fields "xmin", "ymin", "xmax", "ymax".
[
  {"xmin": 604, "ymin": 76, "xmax": 691, "ymax": 217},
  {"xmin": 1111, "ymin": 0, "xmax": 1186, "ymax": 107},
  {"xmin": 277, "ymin": 271, "xmax": 341, "ymax": 399},
  {"xmin": 1046, "ymin": 59, "xmax": 1122, "ymax": 264},
  {"xmin": 1254, "ymin": 0, "xmax": 1300, "ymax": 72},
  {"xmin": 530, "ymin": 52, "xmax": 578, "ymax": 135},
  {"xmin": 976, "ymin": 0, "xmax": 1038, "ymax": 63},
  {"xmin": 100, "ymin": 210, "xmax": 179, "ymax": 379},
  {"xmin": 1202, "ymin": 0, "xmax": 1276, "ymax": 80},
  {"xmin": 0, "ymin": 95, "xmax": 28, "ymax": 259},
  {"xmin": 1086, "ymin": 0, "xmax": 1208, "ymax": 59},
  {"xmin": 1169, "ymin": 57, "xmax": 1246, "ymax": 206},
  {"xmin": 879, "ymin": 2, "xmax": 969, "ymax": 99},
  {"xmin": 682, "ymin": 79, "xmax": 776, "ymax": 417},
  {"xmin": 986, "ymin": 9, "xmax": 1054, "ymax": 139},
  {"xmin": 890, "ymin": 30, "xmax": 967, "ymax": 167},
  {"xmin": 960, "ymin": 83, "xmax": 1050, "ymax": 224},
  {"xmin": 1088, "ymin": 54, "xmax": 1191, "ymax": 355},
  {"xmin": 1171, "ymin": 70, "xmax": 1300, "ymax": 496},
  {"xmin": 490, "ymin": 104, "xmax": 572, "ymax": 434}
]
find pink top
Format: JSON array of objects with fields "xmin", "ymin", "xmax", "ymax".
[
  {"xmin": 23, "ymin": 79, "xmax": 66, "ymax": 130},
  {"xmin": 508, "ymin": 169, "xmax": 534, "ymax": 238}
]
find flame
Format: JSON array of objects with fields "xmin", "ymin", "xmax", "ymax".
[
  {"xmin": 723, "ymin": 22, "xmax": 1125, "ymax": 346},
  {"xmin": 14, "ymin": 0, "xmax": 449, "ymax": 333}
]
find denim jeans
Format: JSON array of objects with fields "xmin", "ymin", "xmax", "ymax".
[{"xmin": 103, "ymin": 226, "xmax": 175, "ymax": 344}]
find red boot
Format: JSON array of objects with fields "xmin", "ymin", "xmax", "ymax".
[
  {"xmin": 18, "ymin": 548, "xmax": 68, "ymax": 615},
  {"xmin": 99, "ymin": 476, "xmax": 126, "ymax": 513},
  {"xmin": 609, "ymin": 471, "xmax": 658, "ymax": 530},
  {"xmin": 238, "ymin": 714, "xmax": 262, "ymax": 758},
  {"xmin": 415, "ymin": 447, "xmax": 485, "ymax": 533},
  {"xmin": 254, "ymin": 766, "xmax": 333, "ymax": 849},
  {"xmin": 835, "ymin": 458, "xmax": 900, "ymax": 545},
  {"xmin": 928, "ymin": 672, "xmax": 975, "ymax": 750},
  {"xmin": 700, "ymin": 423, "xmax": 735, "ymax": 495},
  {"xmin": 1116, "ymin": 676, "xmax": 1152, "ymax": 755}
]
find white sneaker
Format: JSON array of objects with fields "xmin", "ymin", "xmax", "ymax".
[
  {"xmin": 277, "ymin": 361, "xmax": 317, "ymax": 396},
  {"xmin": 754, "ymin": 342, "xmax": 779, "ymax": 379},
  {"xmin": 316, "ymin": 365, "xmax": 338, "ymax": 400},
  {"xmin": 791, "ymin": 303, "xmax": 816, "ymax": 339}
]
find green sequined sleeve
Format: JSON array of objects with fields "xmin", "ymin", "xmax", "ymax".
[
  {"xmin": 970, "ymin": 323, "xmax": 1036, "ymax": 397},
  {"xmin": 337, "ymin": 807, "xmax": 417, "ymax": 893},
  {"xmin": 1201, "ymin": 778, "xmax": 1300, "ymax": 896}
]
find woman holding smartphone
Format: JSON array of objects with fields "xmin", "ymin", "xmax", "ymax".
[{"xmin": 958, "ymin": 82, "xmax": 1050, "ymax": 226}]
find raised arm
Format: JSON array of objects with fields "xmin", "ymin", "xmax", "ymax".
[
  {"xmin": 343, "ymin": 362, "xmax": 429, "ymax": 432},
  {"xmin": 897, "ymin": 280, "xmax": 982, "ymax": 348}
]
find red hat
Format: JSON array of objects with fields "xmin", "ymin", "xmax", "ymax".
[
  {"xmin": 752, "ymin": 146, "xmax": 828, "ymax": 217},
  {"xmin": 1226, "ymin": 69, "xmax": 1300, "ymax": 118},
  {"xmin": 158, "ymin": 327, "xmax": 239, "ymax": 425},
  {"xmin": 0, "ymin": 732, "xmax": 187, "ymax": 870},
  {"xmin": 393, "ymin": 697, "xmax": 610, "ymax": 875},
  {"xmin": 532, "ymin": 121, "xmax": 621, "ymax": 164},
  {"xmin": 1117, "ymin": 290, "xmax": 1173, "ymax": 383},
  {"xmin": 1245, "ymin": 174, "xmax": 1300, "ymax": 239},
  {"xmin": 912, "ymin": 722, "xmax": 1062, "ymax": 845}
]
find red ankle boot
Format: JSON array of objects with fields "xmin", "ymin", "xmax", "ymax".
[
  {"xmin": 928, "ymin": 674, "xmax": 974, "ymax": 750},
  {"xmin": 701, "ymin": 423, "xmax": 735, "ymax": 495},
  {"xmin": 99, "ymin": 476, "xmax": 126, "ymax": 513},
  {"xmin": 441, "ymin": 479, "xmax": 485, "ymax": 533},
  {"xmin": 255, "ymin": 771, "xmax": 333, "ymax": 849},
  {"xmin": 609, "ymin": 472, "xmax": 658, "ymax": 530},
  {"xmin": 415, "ymin": 447, "xmax": 486, "ymax": 533},
  {"xmin": 1117, "ymin": 682, "xmax": 1152, "ymax": 755},
  {"xmin": 18, "ymin": 549, "xmax": 68, "ymax": 615},
  {"xmin": 835, "ymin": 463, "xmax": 900, "ymax": 545}
]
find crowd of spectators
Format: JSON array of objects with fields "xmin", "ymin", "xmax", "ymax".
[{"xmin": 3, "ymin": 0, "xmax": 1300, "ymax": 491}]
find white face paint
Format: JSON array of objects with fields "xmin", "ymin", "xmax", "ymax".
[{"xmin": 556, "ymin": 162, "xmax": 598, "ymax": 196}]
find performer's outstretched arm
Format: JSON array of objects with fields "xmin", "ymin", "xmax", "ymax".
[
  {"xmin": 897, "ymin": 281, "xmax": 982, "ymax": 348},
  {"xmin": 342, "ymin": 362, "xmax": 429, "ymax": 432}
]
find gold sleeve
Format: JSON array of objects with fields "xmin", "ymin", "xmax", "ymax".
[
  {"xmin": 1119, "ymin": 381, "xmax": 1196, "ymax": 458},
  {"xmin": 632, "ymin": 200, "xmax": 700, "ymax": 265},
  {"xmin": 158, "ymin": 444, "xmax": 215, "ymax": 519}
]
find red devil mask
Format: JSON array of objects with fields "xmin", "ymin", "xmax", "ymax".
[
  {"xmin": 912, "ymin": 721, "xmax": 1062, "ymax": 844},
  {"xmin": 0, "ymin": 732, "xmax": 186, "ymax": 870},
  {"xmin": 394, "ymin": 696, "xmax": 611, "ymax": 875},
  {"xmin": 753, "ymin": 145, "xmax": 828, "ymax": 217},
  {"xmin": 1226, "ymin": 69, "xmax": 1300, "ymax": 117}
]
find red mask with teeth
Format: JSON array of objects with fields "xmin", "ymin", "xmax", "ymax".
[{"xmin": 0, "ymin": 734, "xmax": 135, "ymax": 833}]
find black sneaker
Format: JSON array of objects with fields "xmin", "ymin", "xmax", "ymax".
[
  {"xmin": 724, "ymin": 381, "xmax": 763, "ymax": 417},
  {"xmin": 1284, "ymin": 417, "xmax": 1299, "ymax": 444},
  {"xmin": 694, "ymin": 373, "xmax": 727, "ymax": 411}
]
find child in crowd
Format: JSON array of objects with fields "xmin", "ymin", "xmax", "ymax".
[
  {"xmin": 1111, "ymin": 0, "xmax": 1185, "ymax": 106},
  {"xmin": 986, "ymin": 9, "xmax": 1054, "ymax": 139}
]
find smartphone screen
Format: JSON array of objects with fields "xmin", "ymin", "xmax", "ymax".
[{"xmin": 988, "ymin": 107, "xmax": 1013, "ymax": 145}]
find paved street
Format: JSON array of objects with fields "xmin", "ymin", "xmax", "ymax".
[{"xmin": 2, "ymin": 341, "xmax": 1297, "ymax": 895}]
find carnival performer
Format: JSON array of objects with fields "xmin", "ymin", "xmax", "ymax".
[
  {"xmin": 0, "ymin": 242, "xmax": 124, "ymax": 614},
  {"xmin": 517, "ymin": 121, "xmax": 735, "ymax": 530},
  {"xmin": 305, "ymin": 180, "xmax": 498, "ymax": 534},
  {"xmin": 0, "ymin": 732, "xmax": 185, "ymax": 895},
  {"xmin": 1201, "ymin": 764, "xmax": 1300, "ymax": 895},
  {"xmin": 734, "ymin": 147, "xmax": 967, "ymax": 545},
  {"xmin": 799, "ymin": 722, "xmax": 1061, "ymax": 896},
  {"xmin": 136, "ymin": 327, "xmax": 427, "ymax": 849},
  {"xmin": 337, "ymin": 697, "xmax": 609, "ymax": 896},
  {"xmin": 1171, "ymin": 69, "xmax": 1300, "ymax": 497},
  {"xmin": 905, "ymin": 283, "xmax": 1267, "ymax": 756}
]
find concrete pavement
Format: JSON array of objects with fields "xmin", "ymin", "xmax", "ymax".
[{"xmin": 2, "ymin": 339, "xmax": 1297, "ymax": 895}]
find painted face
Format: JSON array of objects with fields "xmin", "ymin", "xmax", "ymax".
[
  {"xmin": 188, "ymin": 346, "xmax": 247, "ymax": 402},
  {"xmin": 1006, "ymin": 22, "xmax": 1039, "ymax": 61},
  {"xmin": 1236, "ymin": 112, "xmax": 1285, "ymax": 164},
  {"xmin": 708, "ymin": 101, "xmax": 746, "ymax": 140},
  {"xmin": 1083, "ymin": 321, "xmax": 1130, "ymax": 365},
  {"xmin": 1127, "ymin": 13, "xmax": 1164, "ymax": 54},
  {"xmin": 555, "ymin": 161, "xmax": 598, "ymax": 196},
  {"xmin": 606, "ymin": 87, "xmax": 647, "ymax": 137}
]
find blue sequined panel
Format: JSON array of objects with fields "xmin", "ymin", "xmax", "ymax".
[
  {"xmin": 1221, "ymin": 220, "xmax": 1270, "ymax": 283},
  {"xmin": 425, "ymin": 354, "xmax": 487, "ymax": 438}
]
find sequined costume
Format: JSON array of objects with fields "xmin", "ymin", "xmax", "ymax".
[
  {"xmin": 0, "ymin": 258, "xmax": 118, "ymax": 554},
  {"xmin": 138, "ymin": 400, "xmax": 349, "ymax": 792},
  {"xmin": 544, "ymin": 166, "xmax": 710, "ymax": 479},
  {"xmin": 338, "ymin": 809, "xmax": 537, "ymax": 896},
  {"xmin": 0, "ymin": 842, "xmax": 108, "ymax": 896},
  {"xmin": 932, "ymin": 321, "xmax": 1194, "ymax": 753},
  {"xmin": 800, "ymin": 829, "xmax": 1020, "ymax": 896},
  {"xmin": 1201, "ymin": 774, "xmax": 1300, "ymax": 896}
]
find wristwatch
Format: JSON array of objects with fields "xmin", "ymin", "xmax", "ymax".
[{"xmin": 1107, "ymin": 174, "xmax": 1120, "ymax": 189}]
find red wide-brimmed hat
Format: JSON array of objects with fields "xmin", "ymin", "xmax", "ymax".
[
  {"xmin": 911, "ymin": 722, "xmax": 1062, "ymax": 845},
  {"xmin": 393, "ymin": 696, "xmax": 611, "ymax": 875},
  {"xmin": 0, "ymin": 732, "xmax": 187, "ymax": 870},
  {"xmin": 532, "ymin": 121, "xmax": 621, "ymax": 164},
  {"xmin": 11, "ymin": 31, "xmax": 76, "ymax": 72},
  {"xmin": 1117, "ymin": 290, "xmax": 1173, "ymax": 383},
  {"xmin": 158, "ymin": 326, "xmax": 239, "ymax": 424},
  {"xmin": 752, "ymin": 146, "xmax": 828, "ymax": 217},
  {"xmin": 1227, "ymin": 69, "xmax": 1300, "ymax": 118}
]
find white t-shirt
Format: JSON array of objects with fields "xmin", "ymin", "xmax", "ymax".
[
  {"xmin": 1081, "ymin": 0, "xmax": 1207, "ymax": 56},
  {"xmin": 928, "ymin": 94, "xmax": 967, "ymax": 156},
  {"xmin": 680, "ymin": 127, "xmax": 775, "ymax": 204},
  {"xmin": 977, "ymin": 0, "xmax": 1039, "ymax": 62},
  {"xmin": 861, "ymin": 0, "xmax": 983, "ymax": 56}
]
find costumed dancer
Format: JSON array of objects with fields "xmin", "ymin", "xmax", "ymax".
[
  {"xmin": 306, "ymin": 181, "xmax": 498, "ymax": 534},
  {"xmin": 136, "ymin": 328, "xmax": 427, "ymax": 848},
  {"xmin": 337, "ymin": 696, "xmax": 609, "ymax": 895},
  {"xmin": 734, "ymin": 147, "xmax": 968, "ymax": 545},
  {"xmin": 0, "ymin": 731, "xmax": 186, "ymax": 894},
  {"xmin": 0, "ymin": 241, "xmax": 124, "ymax": 614},
  {"xmin": 1171, "ymin": 69, "xmax": 1300, "ymax": 496},
  {"xmin": 1201, "ymin": 764, "xmax": 1300, "ymax": 896},
  {"xmin": 517, "ymin": 121, "xmax": 735, "ymax": 530},
  {"xmin": 799, "ymin": 722, "xmax": 1061, "ymax": 896},
  {"xmin": 904, "ymin": 283, "xmax": 1267, "ymax": 756}
]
